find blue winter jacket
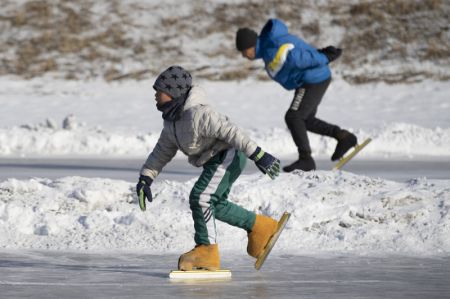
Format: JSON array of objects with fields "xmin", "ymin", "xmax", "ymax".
[{"xmin": 255, "ymin": 19, "xmax": 331, "ymax": 90}]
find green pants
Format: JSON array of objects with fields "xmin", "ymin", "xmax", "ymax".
[{"xmin": 189, "ymin": 148, "xmax": 257, "ymax": 245}]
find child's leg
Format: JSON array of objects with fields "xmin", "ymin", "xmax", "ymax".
[
  {"xmin": 211, "ymin": 151, "xmax": 256, "ymax": 229},
  {"xmin": 189, "ymin": 148, "xmax": 256, "ymax": 245}
]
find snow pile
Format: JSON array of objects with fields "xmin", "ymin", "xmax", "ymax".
[
  {"xmin": 0, "ymin": 171, "xmax": 448, "ymax": 254},
  {"xmin": 251, "ymin": 123, "xmax": 450, "ymax": 158},
  {"xmin": 0, "ymin": 116, "xmax": 159, "ymax": 157},
  {"xmin": 1, "ymin": 78, "xmax": 449, "ymax": 159},
  {"xmin": 1, "ymin": 119, "xmax": 449, "ymax": 158}
]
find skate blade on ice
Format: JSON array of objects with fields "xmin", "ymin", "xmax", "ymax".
[
  {"xmin": 255, "ymin": 212, "xmax": 291, "ymax": 270},
  {"xmin": 169, "ymin": 269, "xmax": 232, "ymax": 280},
  {"xmin": 333, "ymin": 138, "xmax": 372, "ymax": 170}
]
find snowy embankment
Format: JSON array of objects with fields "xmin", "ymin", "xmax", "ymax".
[
  {"xmin": 0, "ymin": 171, "xmax": 448, "ymax": 254},
  {"xmin": 0, "ymin": 120, "xmax": 449, "ymax": 158},
  {"xmin": 1, "ymin": 78, "xmax": 449, "ymax": 159}
]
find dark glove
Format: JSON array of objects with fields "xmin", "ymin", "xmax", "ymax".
[
  {"xmin": 249, "ymin": 147, "xmax": 280, "ymax": 180},
  {"xmin": 136, "ymin": 175, "xmax": 153, "ymax": 211},
  {"xmin": 318, "ymin": 46, "xmax": 342, "ymax": 63}
]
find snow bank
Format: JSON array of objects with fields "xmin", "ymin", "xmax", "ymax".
[
  {"xmin": 1, "ymin": 77, "xmax": 449, "ymax": 159},
  {"xmin": 1, "ymin": 172, "xmax": 448, "ymax": 255},
  {"xmin": 0, "ymin": 117, "xmax": 159, "ymax": 157},
  {"xmin": 1, "ymin": 119, "xmax": 449, "ymax": 158}
]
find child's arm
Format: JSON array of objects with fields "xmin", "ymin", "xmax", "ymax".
[
  {"xmin": 140, "ymin": 128, "xmax": 178, "ymax": 179},
  {"xmin": 137, "ymin": 129, "xmax": 178, "ymax": 211},
  {"xmin": 287, "ymin": 45, "xmax": 329, "ymax": 70}
]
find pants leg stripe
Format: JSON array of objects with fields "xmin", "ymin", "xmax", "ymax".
[
  {"xmin": 204, "ymin": 207, "xmax": 212, "ymax": 223},
  {"xmin": 290, "ymin": 88, "xmax": 305, "ymax": 111},
  {"xmin": 198, "ymin": 149, "xmax": 236, "ymax": 244}
]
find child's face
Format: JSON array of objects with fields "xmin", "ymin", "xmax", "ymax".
[
  {"xmin": 241, "ymin": 47, "xmax": 256, "ymax": 60},
  {"xmin": 155, "ymin": 90, "xmax": 172, "ymax": 106}
]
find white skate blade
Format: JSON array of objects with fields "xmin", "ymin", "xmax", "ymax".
[{"xmin": 169, "ymin": 269, "xmax": 232, "ymax": 280}]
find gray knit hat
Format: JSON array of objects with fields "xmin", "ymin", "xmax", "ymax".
[{"xmin": 153, "ymin": 66, "xmax": 192, "ymax": 99}]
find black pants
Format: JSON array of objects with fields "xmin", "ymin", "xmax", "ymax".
[{"xmin": 284, "ymin": 77, "xmax": 340, "ymax": 154}]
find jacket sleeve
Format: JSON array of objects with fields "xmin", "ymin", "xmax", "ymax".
[
  {"xmin": 287, "ymin": 46, "xmax": 329, "ymax": 70},
  {"xmin": 140, "ymin": 128, "xmax": 178, "ymax": 179},
  {"xmin": 198, "ymin": 106, "xmax": 258, "ymax": 157}
]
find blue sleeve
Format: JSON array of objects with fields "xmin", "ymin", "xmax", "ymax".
[{"xmin": 287, "ymin": 47, "xmax": 329, "ymax": 70}]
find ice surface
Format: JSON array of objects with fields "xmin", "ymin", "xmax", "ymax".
[
  {"xmin": 1, "ymin": 157, "xmax": 450, "ymax": 183},
  {"xmin": 1, "ymin": 250, "xmax": 449, "ymax": 299}
]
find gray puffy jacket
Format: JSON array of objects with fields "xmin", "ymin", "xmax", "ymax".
[{"xmin": 140, "ymin": 86, "xmax": 258, "ymax": 179}]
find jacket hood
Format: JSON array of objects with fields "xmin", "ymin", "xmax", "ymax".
[
  {"xmin": 255, "ymin": 19, "xmax": 289, "ymax": 59},
  {"xmin": 260, "ymin": 19, "xmax": 289, "ymax": 39},
  {"xmin": 183, "ymin": 85, "xmax": 208, "ymax": 111}
]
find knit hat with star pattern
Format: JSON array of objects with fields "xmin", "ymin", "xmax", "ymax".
[{"xmin": 153, "ymin": 66, "xmax": 192, "ymax": 99}]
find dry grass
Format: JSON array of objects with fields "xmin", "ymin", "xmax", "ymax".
[
  {"xmin": 1, "ymin": 0, "xmax": 134, "ymax": 80},
  {"xmin": 0, "ymin": 0, "xmax": 449, "ymax": 83},
  {"xmin": 346, "ymin": 0, "xmax": 444, "ymax": 39},
  {"xmin": 329, "ymin": 0, "xmax": 450, "ymax": 83}
]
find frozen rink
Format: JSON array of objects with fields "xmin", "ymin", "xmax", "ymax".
[
  {"xmin": 0, "ymin": 250, "xmax": 449, "ymax": 299},
  {"xmin": 1, "ymin": 63, "xmax": 449, "ymax": 299},
  {"xmin": 1, "ymin": 157, "xmax": 450, "ymax": 182},
  {"xmin": 1, "ymin": 160, "xmax": 448, "ymax": 298}
]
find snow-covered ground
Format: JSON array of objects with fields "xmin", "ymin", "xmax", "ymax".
[
  {"xmin": 0, "ymin": 171, "xmax": 449, "ymax": 254},
  {"xmin": 0, "ymin": 76, "xmax": 449, "ymax": 255},
  {"xmin": 0, "ymin": 77, "xmax": 449, "ymax": 159}
]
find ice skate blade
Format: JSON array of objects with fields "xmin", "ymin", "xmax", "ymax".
[
  {"xmin": 255, "ymin": 212, "xmax": 291, "ymax": 270},
  {"xmin": 169, "ymin": 269, "xmax": 232, "ymax": 280},
  {"xmin": 333, "ymin": 138, "xmax": 372, "ymax": 170}
]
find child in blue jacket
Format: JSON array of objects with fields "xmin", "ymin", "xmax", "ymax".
[{"xmin": 236, "ymin": 19, "xmax": 357, "ymax": 172}]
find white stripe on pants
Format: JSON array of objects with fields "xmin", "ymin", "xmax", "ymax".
[{"xmin": 198, "ymin": 148, "xmax": 236, "ymax": 244}]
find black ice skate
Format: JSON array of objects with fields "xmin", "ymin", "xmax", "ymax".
[
  {"xmin": 283, "ymin": 152, "xmax": 316, "ymax": 172},
  {"xmin": 331, "ymin": 130, "xmax": 358, "ymax": 161}
]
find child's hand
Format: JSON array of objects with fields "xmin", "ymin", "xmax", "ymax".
[
  {"xmin": 136, "ymin": 175, "xmax": 153, "ymax": 211},
  {"xmin": 318, "ymin": 46, "xmax": 342, "ymax": 63},
  {"xmin": 250, "ymin": 147, "xmax": 281, "ymax": 180}
]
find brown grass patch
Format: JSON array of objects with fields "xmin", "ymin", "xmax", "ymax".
[{"xmin": 0, "ymin": 0, "xmax": 448, "ymax": 83}]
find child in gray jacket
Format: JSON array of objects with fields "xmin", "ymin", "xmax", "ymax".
[{"xmin": 137, "ymin": 66, "xmax": 281, "ymax": 271}]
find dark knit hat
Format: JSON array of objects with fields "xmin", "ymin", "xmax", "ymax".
[
  {"xmin": 236, "ymin": 28, "xmax": 258, "ymax": 51},
  {"xmin": 153, "ymin": 66, "xmax": 192, "ymax": 99}
]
